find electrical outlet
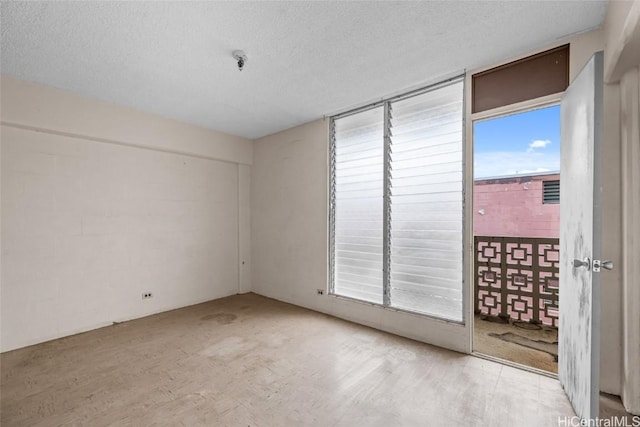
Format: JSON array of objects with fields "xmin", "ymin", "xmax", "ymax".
[
  {"xmin": 142, "ymin": 292, "xmax": 153, "ymax": 299},
  {"xmin": 316, "ymin": 289, "xmax": 324, "ymax": 295}
]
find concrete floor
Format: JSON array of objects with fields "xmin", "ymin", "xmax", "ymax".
[
  {"xmin": 2, "ymin": 293, "xmax": 576, "ymax": 426},
  {"xmin": 473, "ymin": 314, "xmax": 558, "ymax": 373}
]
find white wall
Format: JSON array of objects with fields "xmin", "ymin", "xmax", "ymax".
[
  {"xmin": 598, "ymin": 80, "xmax": 624, "ymax": 395},
  {"xmin": 620, "ymin": 66, "xmax": 640, "ymax": 415},
  {"xmin": 605, "ymin": 0, "xmax": 640, "ymax": 415},
  {"xmin": 0, "ymin": 77, "xmax": 252, "ymax": 165},
  {"xmin": 0, "ymin": 77, "xmax": 252, "ymax": 352},
  {"xmin": 604, "ymin": 0, "xmax": 640, "ymax": 83}
]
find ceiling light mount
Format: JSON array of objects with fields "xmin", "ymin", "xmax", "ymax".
[{"xmin": 232, "ymin": 50, "xmax": 248, "ymax": 71}]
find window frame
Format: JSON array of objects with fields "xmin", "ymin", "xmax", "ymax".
[{"xmin": 328, "ymin": 75, "xmax": 467, "ymax": 324}]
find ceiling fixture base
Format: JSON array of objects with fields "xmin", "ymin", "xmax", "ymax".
[{"xmin": 232, "ymin": 50, "xmax": 248, "ymax": 71}]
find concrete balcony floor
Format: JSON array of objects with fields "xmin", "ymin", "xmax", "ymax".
[{"xmin": 473, "ymin": 313, "xmax": 558, "ymax": 373}]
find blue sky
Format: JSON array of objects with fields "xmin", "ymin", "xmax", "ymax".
[{"xmin": 474, "ymin": 105, "xmax": 561, "ymax": 178}]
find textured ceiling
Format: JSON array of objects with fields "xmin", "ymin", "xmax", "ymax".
[{"xmin": 1, "ymin": 1, "xmax": 607, "ymax": 139}]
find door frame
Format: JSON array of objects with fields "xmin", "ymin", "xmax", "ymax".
[{"xmin": 465, "ymin": 89, "xmax": 563, "ymax": 364}]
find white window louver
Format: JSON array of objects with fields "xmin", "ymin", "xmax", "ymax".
[
  {"xmin": 330, "ymin": 77, "xmax": 464, "ymax": 322},
  {"xmin": 388, "ymin": 81, "xmax": 464, "ymax": 321},
  {"xmin": 332, "ymin": 107, "xmax": 385, "ymax": 304}
]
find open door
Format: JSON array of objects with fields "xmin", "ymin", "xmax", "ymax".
[{"xmin": 559, "ymin": 51, "xmax": 606, "ymax": 420}]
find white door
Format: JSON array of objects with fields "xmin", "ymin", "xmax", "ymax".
[{"xmin": 559, "ymin": 51, "xmax": 607, "ymax": 420}]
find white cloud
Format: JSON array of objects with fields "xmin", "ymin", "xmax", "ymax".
[{"xmin": 527, "ymin": 139, "xmax": 552, "ymax": 153}]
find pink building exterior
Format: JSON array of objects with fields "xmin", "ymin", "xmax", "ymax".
[{"xmin": 473, "ymin": 172, "xmax": 560, "ymax": 238}]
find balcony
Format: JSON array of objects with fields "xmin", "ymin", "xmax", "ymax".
[{"xmin": 474, "ymin": 235, "xmax": 560, "ymax": 372}]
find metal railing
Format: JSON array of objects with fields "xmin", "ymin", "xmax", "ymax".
[{"xmin": 474, "ymin": 236, "xmax": 559, "ymax": 327}]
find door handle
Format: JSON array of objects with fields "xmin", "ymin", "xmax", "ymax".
[{"xmin": 573, "ymin": 258, "xmax": 591, "ymax": 270}]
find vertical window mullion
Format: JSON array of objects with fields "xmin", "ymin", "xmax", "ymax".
[
  {"xmin": 383, "ymin": 101, "xmax": 392, "ymax": 307},
  {"xmin": 328, "ymin": 118, "xmax": 336, "ymax": 295}
]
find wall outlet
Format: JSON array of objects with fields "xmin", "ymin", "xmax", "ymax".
[
  {"xmin": 316, "ymin": 289, "xmax": 324, "ymax": 295},
  {"xmin": 142, "ymin": 292, "xmax": 153, "ymax": 299}
]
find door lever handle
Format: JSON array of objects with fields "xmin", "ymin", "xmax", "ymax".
[
  {"xmin": 573, "ymin": 258, "xmax": 591, "ymax": 269},
  {"xmin": 601, "ymin": 261, "xmax": 613, "ymax": 270}
]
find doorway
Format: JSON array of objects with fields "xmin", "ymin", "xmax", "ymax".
[{"xmin": 471, "ymin": 104, "xmax": 561, "ymax": 373}]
